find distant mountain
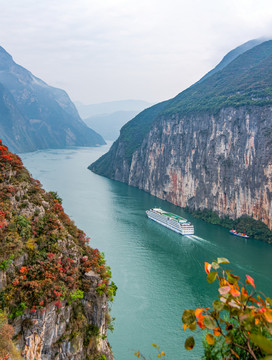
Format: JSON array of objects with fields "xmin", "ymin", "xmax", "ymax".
[
  {"xmin": 198, "ymin": 38, "xmax": 265, "ymax": 83},
  {"xmin": 83, "ymin": 110, "xmax": 141, "ymax": 140},
  {"xmin": 75, "ymin": 99, "xmax": 151, "ymax": 119},
  {"xmin": 0, "ymin": 46, "xmax": 105, "ymax": 153},
  {"xmin": 90, "ymin": 39, "xmax": 272, "ymax": 236}
]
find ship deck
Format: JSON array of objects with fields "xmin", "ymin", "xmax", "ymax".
[{"xmin": 160, "ymin": 211, "xmax": 187, "ymax": 223}]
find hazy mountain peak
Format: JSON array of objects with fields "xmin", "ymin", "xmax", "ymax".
[
  {"xmin": 75, "ymin": 99, "xmax": 151, "ymax": 119},
  {"xmin": 0, "ymin": 46, "xmax": 14, "ymax": 70},
  {"xmin": 0, "ymin": 45, "xmax": 105, "ymax": 152},
  {"xmin": 198, "ymin": 38, "xmax": 267, "ymax": 83}
]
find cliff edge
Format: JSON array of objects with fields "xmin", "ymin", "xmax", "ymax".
[
  {"xmin": 90, "ymin": 40, "xmax": 272, "ymax": 237},
  {"xmin": 0, "ymin": 139, "xmax": 114, "ymax": 359}
]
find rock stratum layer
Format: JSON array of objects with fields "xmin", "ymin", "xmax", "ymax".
[
  {"xmin": 112, "ymin": 106, "xmax": 272, "ymax": 229},
  {"xmin": 0, "ymin": 140, "xmax": 114, "ymax": 360},
  {"xmin": 90, "ymin": 40, "xmax": 272, "ymax": 231}
]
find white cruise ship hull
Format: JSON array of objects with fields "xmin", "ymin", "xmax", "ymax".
[{"xmin": 146, "ymin": 209, "xmax": 194, "ymax": 235}]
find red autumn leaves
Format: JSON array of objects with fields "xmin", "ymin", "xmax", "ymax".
[{"xmin": 182, "ymin": 258, "xmax": 272, "ymax": 357}]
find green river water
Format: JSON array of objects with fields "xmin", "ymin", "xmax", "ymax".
[{"xmin": 21, "ymin": 144, "xmax": 272, "ymax": 360}]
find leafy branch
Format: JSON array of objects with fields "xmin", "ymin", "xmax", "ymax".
[{"xmin": 182, "ymin": 258, "xmax": 272, "ymax": 359}]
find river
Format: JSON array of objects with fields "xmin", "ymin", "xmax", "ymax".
[{"xmin": 20, "ymin": 144, "xmax": 272, "ymax": 360}]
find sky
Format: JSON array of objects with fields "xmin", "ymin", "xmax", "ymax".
[{"xmin": 1, "ymin": 0, "xmax": 272, "ymax": 105}]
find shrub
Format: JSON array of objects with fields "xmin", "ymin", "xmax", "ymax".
[
  {"xmin": 0, "ymin": 310, "xmax": 22, "ymax": 359},
  {"xmin": 182, "ymin": 258, "xmax": 272, "ymax": 359}
]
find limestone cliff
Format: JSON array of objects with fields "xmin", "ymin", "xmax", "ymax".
[
  {"xmin": 0, "ymin": 140, "xmax": 114, "ymax": 360},
  {"xmin": 128, "ymin": 106, "xmax": 272, "ymax": 229},
  {"xmin": 90, "ymin": 40, "xmax": 272, "ymax": 233}
]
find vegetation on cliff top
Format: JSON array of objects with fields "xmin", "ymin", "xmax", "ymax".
[
  {"xmin": 165, "ymin": 40, "xmax": 272, "ymax": 115},
  {"xmin": 90, "ymin": 40, "xmax": 272, "ymax": 174}
]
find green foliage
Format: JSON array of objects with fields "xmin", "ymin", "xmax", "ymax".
[
  {"xmin": 9, "ymin": 302, "xmax": 27, "ymax": 319},
  {"xmin": 0, "ymin": 140, "xmax": 115, "ymax": 329},
  {"xmin": 69, "ymin": 289, "xmax": 84, "ymax": 302},
  {"xmin": 49, "ymin": 191, "xmax": 63, "ymax": 204},
  {"xmin": 91, "ymin": 41, "xmax": 272, "ymax": 179},
  {"xmin": 0, "ymin": 255, "xmax": 14, "ymax": 271},
  {"xmin": 165, "ymin": 40, "xmax": 272, "ymax": 116},
  {"xmin": 84, "ymin": 324, "xmax": 100, "ymax": 346},
  {"xmin": 186, "ymin": 207, "xmax": 272, "ymax": 243},
  {"xmin": 15, "ymin": 214, "xmax": 32, "ymax": 239},
  {"xmin": 182, "ymin": 258, "xmax": 272, "ymax": 359},
  {"xmin": 107, "ymin": 282, "xmax": 118, "ymax": 302}
]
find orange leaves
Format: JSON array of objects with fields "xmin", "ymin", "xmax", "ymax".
[
  {"xmin": 194, "ymin": 308, "xmax": 206, "ymax": 329},
  {"xmin": 0, "ymin": 140, "xmax": 22, "ymax": 169},
  {"xmin": 12, "ymin": 279, "xmax": 19, "ymax": 286},
  {"xmin": 230, "ymin": 286, "xmax": 240, "ymax": 297},
  {"xmin": 183, "ymin": 258, "xmax": 272, "ymax": 358},
  {"xmin": 213, "ymin": 327, "xmax": 221, "ymax": 337},
  {"xmin": 241, "ymin": 287, "xmax": 248, "ymax": 298},
  {"xmin": 195, "ymin": 308, "xmax": 204, "ymax": 318},
  {"xmin": 205, "ymin": 262, "xmax": 212, "ymax": 274},
  {"xmin": 263, "ymin": 309, "xmax": 272, "ymax": 323},
  {"xmin": 19, "ymin": 266, "xmax": 28, "ymax": 274},
  {"xmin": 230, "ymin": 348, "xmax": 240, "ymax": 359},
  {"xmin": 246, "ymin": 274, "xmax": 255, "ymax": 288},
  {"xmin": 197, "ymin": 315, "xmax": 206, "ymax": 330}
]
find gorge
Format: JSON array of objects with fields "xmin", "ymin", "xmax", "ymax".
[{"xmin": 90, "ymin": 40, "xmax": 272, "ymax": 237}]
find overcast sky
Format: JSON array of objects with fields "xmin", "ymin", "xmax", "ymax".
[{"xmin": 1, "ymin": 0, "xmax": 272, "ymax": 104}]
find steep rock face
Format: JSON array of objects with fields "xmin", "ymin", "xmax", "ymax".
[
  {"xmin": 103, "ymin": 105, "xmax": 272, "ymax": 229},
  {"xmin": 0, "ymin": 140, "xmax": 114, "ymax": 360},
  {"xmin": 0, "ymin": 46, "xmax": 105, "ymax": 153},
  {"xmin": 127, "ymin": 106, "xmax": 272, "ymax": 229},
  {"xmin": 13, "ymin": 289, "xmax": 111, "ymax": 360},
  {"xmin": 90, "ymin": 40, "xmax": 272, "ymax": 231}
]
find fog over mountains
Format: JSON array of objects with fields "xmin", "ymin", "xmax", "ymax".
[
  {"xmin": 75, "ymin": 100, "xmax": 151, "ymax": 141},
  {"xmin": 0, "ymin": 46, "xmax": 105, "ymax": 153}
]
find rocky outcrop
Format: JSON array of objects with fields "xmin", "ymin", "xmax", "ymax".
[
  {"xmin": 128, "ymin": 106, "xmax": 272, "ymax": 229},
  {"xmin": 90, "ymin": 40, "xmax": 272, "ymax": 231},
  {"xmin": 13, "ymin": 293, "xmax": 112, "ymax": 360},
  {"xmin": 91, "ymin": 105, "xmax": 272, "ymax": 230},
  {"xmin": 0, "ymin": 140, "xmax": 114, "ymax": 360}
]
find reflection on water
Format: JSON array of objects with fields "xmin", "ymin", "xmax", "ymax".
[{"xmin": 21, "ymin": 145, "xmax": 272, "ymax": 360}]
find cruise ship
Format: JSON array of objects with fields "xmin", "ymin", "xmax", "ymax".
[{"xmin": 146, "ymin": 208, "xmax": 194, "ymax": 235}]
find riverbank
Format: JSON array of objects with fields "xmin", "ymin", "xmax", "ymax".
[{"xmin": 185, "ymin": 207, "xmax": 272, "ymax": 244}]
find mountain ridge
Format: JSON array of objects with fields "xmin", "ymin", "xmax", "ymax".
[
  {"xmin": 0, "ymin": 46, "xmax": 105, "ymax": 153},
  {"xmin": 89, "ymin": 39, "xmax": 272, "ymax": 236}
]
